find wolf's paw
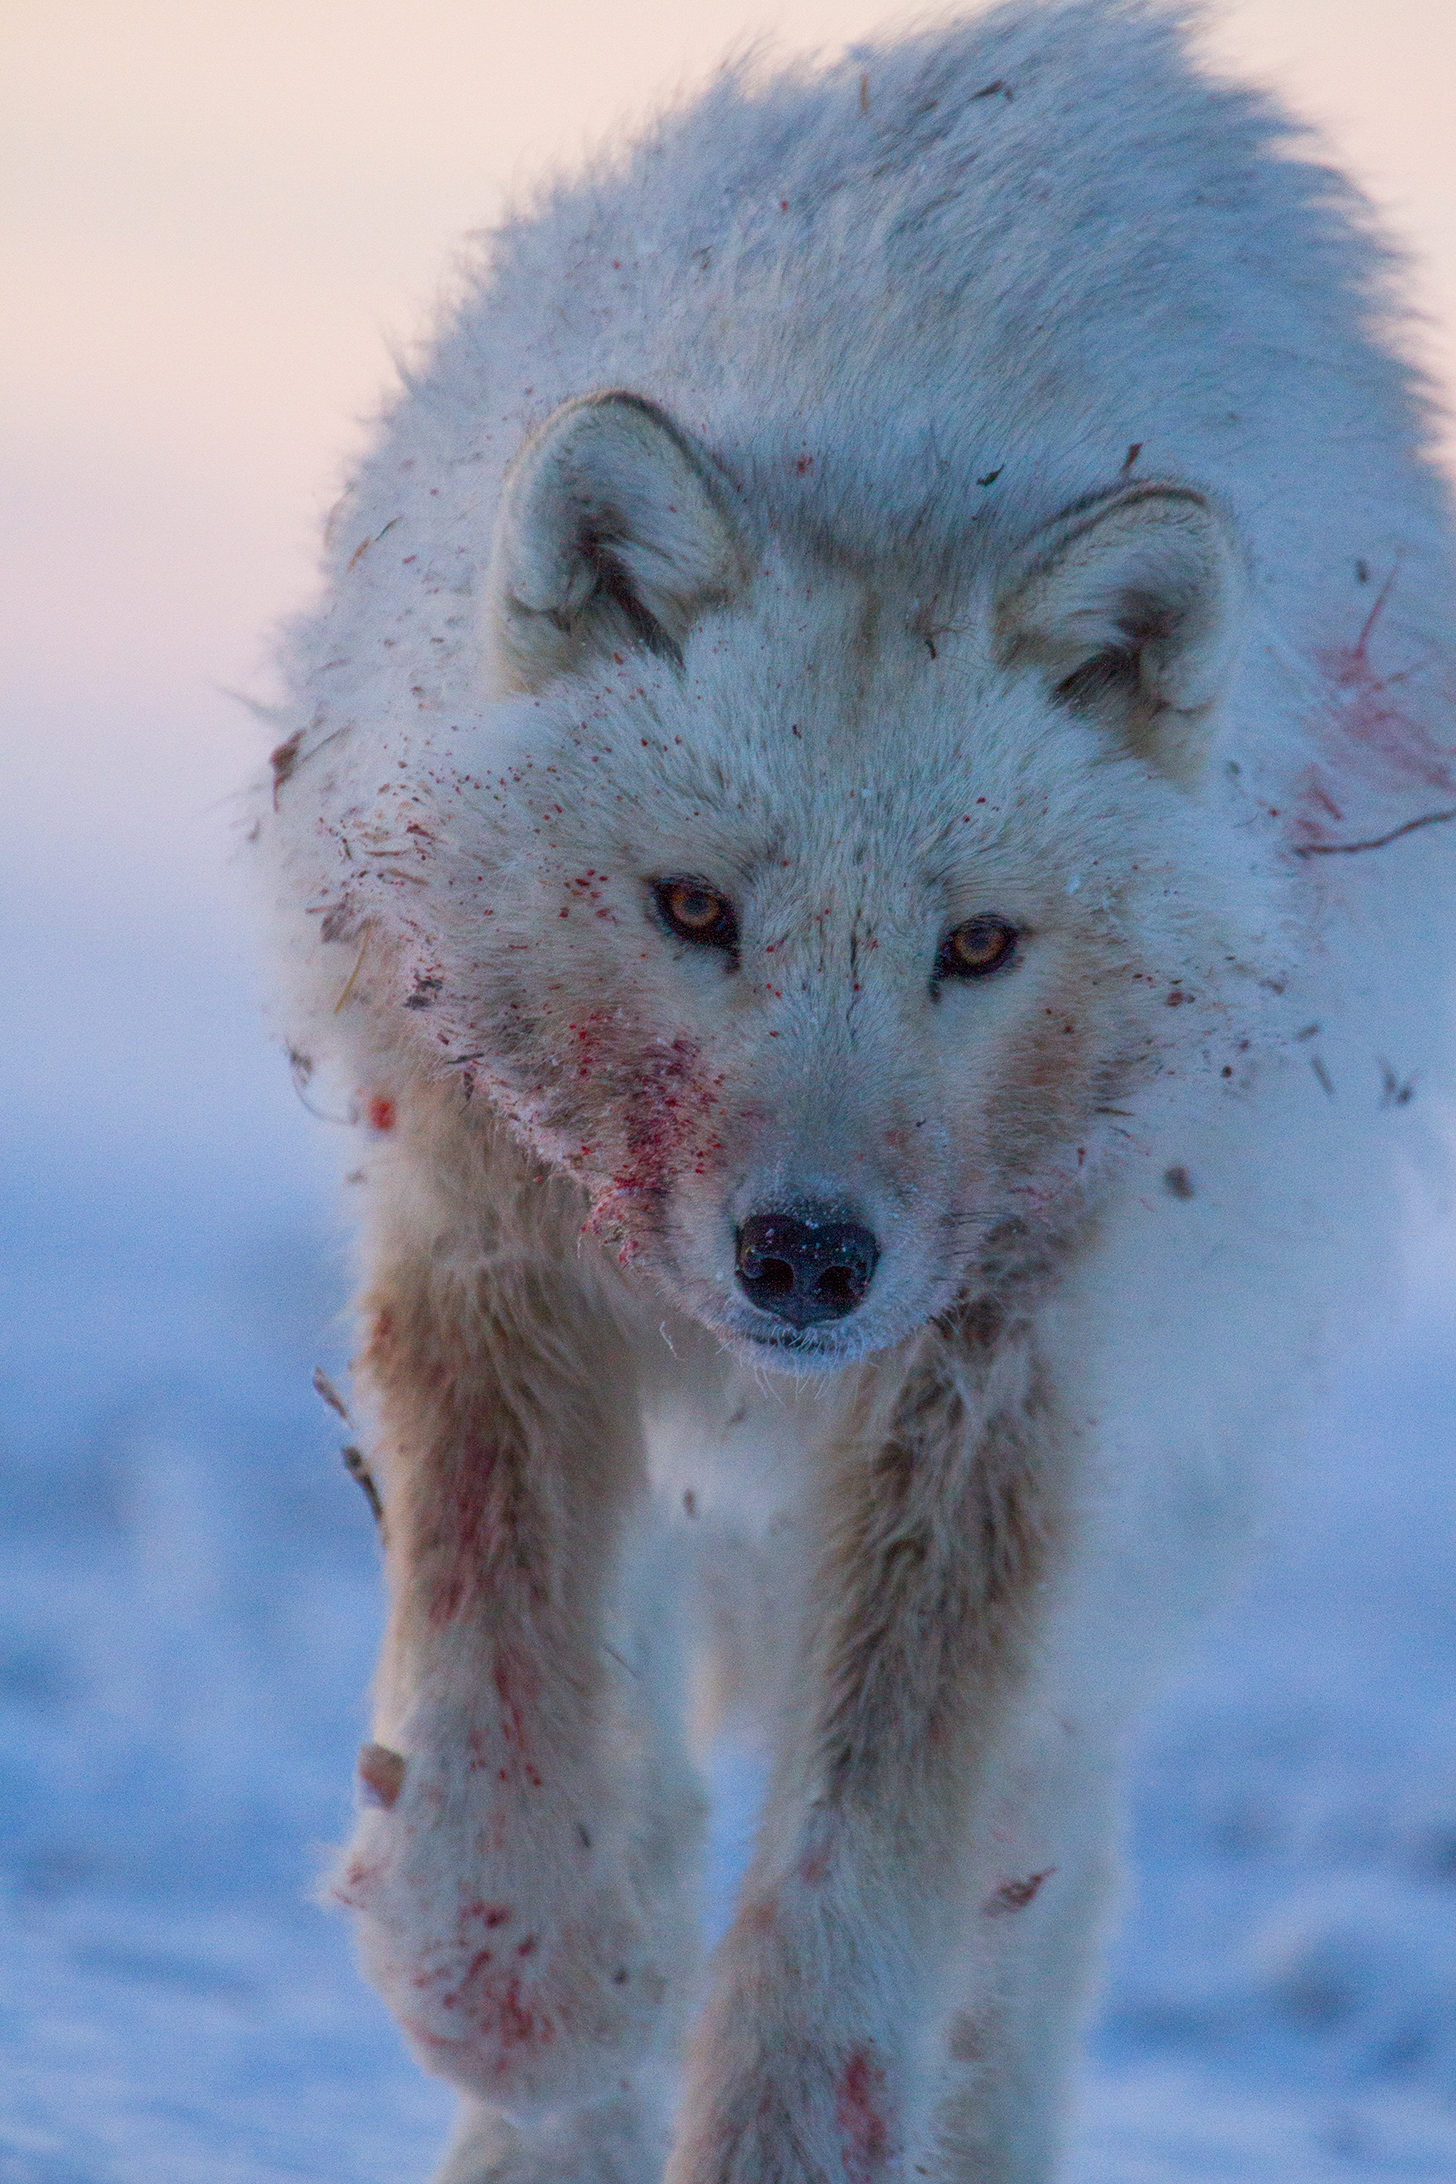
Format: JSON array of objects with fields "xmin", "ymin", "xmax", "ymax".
[
  {"xmin": 435, "ymin": 2091, "xmax": 669, "ymax": 2184},
  {"xmin": 330, "ymin": 1737, "xmax": 672, "ymax": 2113}
]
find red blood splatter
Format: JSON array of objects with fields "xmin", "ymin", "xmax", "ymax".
[
  {"xmin": 983, "ymin": 1867, "xmax": 1056, "ymax": 1916},
  {"xmin": 595, "ymin": 1037, "xmax": 726, "ymax": 1216},
  {"xmin": 401, "ymin": 1895, "xmax": 563, "ymax": 2082},
  {"xmin": 331, "ymin": 1854, "xmax": 385, "ymax": 1908},
  {"xmin": 412, "ymin": 1965, "xmax": 557, "ymax": 2055},
  {"xmin": 491, "ymin": 1652, "xmax": 544, "ymax": 1788},
  {"xmin": 366, "ymin": 1094, "xmax": 396, "ymax": 1133},
  {"xmin": 1309, "ymin": 575, "xmax": 1456, "ymax": 819},
  {"xmin": 566, "ymin": 1007, "xmax": 616, "ymax": 1080},
  {"xmin": 426, "ymin": 1434, "xmax": 502, "ymax": 1628},
  {"xmin": 404, "ymin": 1966, "xmax": 558, "ymax": 2073},
  {"xmin": 835, "ymin": 2047, "xmax": 890, "ymax": 2184},
  {"xmin": 535, "ymin": 1009, "xmax": 731, "ymax": 1247},
  {"xmin": 488, "ymin": 1975, "xmax": 552, "ymax": 2048}
]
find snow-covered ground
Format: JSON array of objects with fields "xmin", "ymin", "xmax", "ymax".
[{"xmin": 2, "ymin": 801, "xmax": 1455, "ymax": 2182}]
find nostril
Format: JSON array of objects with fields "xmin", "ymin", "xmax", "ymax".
[
  {"xmin": 734, "ymin": 1208, "xmax": 880, "ymax": 1329},
  {"xmin": 814, "ymin": 1264, "xmax": 857, "ymax": 1310},
  {"xmin": 751, "ymin": 1255, "xmax": 795, "ymax": 1299}
]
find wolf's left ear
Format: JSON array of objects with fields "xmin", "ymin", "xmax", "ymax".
[
  {"xmin": 994, "ymin": 485, "xmax": 1246, "ymax": 783},
  {"xmin": 484, "ymin": 391, "xmax": 748, "ymax": 692}
]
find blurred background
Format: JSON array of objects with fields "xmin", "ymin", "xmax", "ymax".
[{"xmin": 3, "ymin": 3, "xmax": 1456, "ymax": 2177}]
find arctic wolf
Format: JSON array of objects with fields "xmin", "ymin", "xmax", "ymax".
[{"xmin": 257, "ymin": 3, "xmax": 1456, "ymax": 2177}]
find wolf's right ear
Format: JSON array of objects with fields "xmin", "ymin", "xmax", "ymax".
[
  {"xmin": 994, "ymin": 484, "xmax": 1246, "ymax": 784},
  {"xmin": 483, "ymin": 392, "xmax": 748, "ymax": 693}
]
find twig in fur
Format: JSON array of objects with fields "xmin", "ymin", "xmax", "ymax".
[
  {"xmin": 313, "ymin": 1365, "xmax": 350, "ymax": 1421},
  {"xmin": 342, "ymin": 1444, "xmax": 386, "ymax": 1533},
  {"xmin": 1294, "ymin": 806, "xmax": 1456, "ymax": 857},
  {"xmin": 333, "ymin": 925, "xmax": 373, "ymax": 1013},
  {"xmin": 269, "ymin": 731, "xmax": 303, "ymax": 808}
]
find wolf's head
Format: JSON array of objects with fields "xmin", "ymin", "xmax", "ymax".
[{"xmin": 370, "ymin": 392, "xmax": 1269, "ymax": 1365}]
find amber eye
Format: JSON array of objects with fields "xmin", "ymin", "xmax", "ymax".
[
  {"xmin": 652, "ymin": 877, "xmax": 739, "ymax": 955},
  {"xmin": 936, "ymin": 914, "xmax": 1018, "ymax": 981}
]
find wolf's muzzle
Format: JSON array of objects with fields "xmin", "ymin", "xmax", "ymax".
[{"xmin": 734, "ymin": 1207, "xmax": 880, "ymax": 1327}]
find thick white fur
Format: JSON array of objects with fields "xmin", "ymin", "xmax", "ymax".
[{"xmin": 256, "ymin": 5, "xmax": 1456, "ymax": 2179}]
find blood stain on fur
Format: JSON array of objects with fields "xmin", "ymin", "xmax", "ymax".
[
  {"xmin": 583, "ymin": 1034, "xmax": 727, "ymax": 1237},
  {"xmin": 405, "ymin": 1960, "xmax": 558, "ymax": 2068},
  {"xmin": 425, "ymin": 1436, "xmax": 505, "ymax": 1628},
  {"xmin": 403, "ymin": 1899, "xmax": 561, "ymax": 2074},
  {"xmin": 836, "ymin": 2047, "xmax": 891, "ymax": 2184},
  {"xmin": 492, "ymin": 1653, "xmax": 544, "ymax": 1787},
  {"xmin": 366, "ymin": 1094, "xmax": 397, "ymax": 1132},
  {"xmin": 1310, "ymin": 575, "xmax": 1456, "ymax": 810},
  {"xmin": 443, "ymin": 1963, "xmax": 555, "ymax": 2052},
  {"xmin": 331, "ymin": 1854, "xmax": 385, "ymax": 1908},
  {"xmin": 983, "ymin": 1867, "xmax": 1055, "ymax": 1915}
]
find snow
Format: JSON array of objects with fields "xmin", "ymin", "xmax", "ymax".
[{"xmin": 2, "ymin": 729, "xmax": 1454, "ymax": 2182}]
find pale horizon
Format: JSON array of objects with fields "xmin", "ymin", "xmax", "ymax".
[{"xmin": 6, "ymin": 0, "xmax": 1455, "ymax": 1214}]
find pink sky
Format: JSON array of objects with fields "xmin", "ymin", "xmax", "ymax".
[
  {"xmin": 2, "ymin": 1, "xmax": 1453, "ymax": 1208},
  {"xmin": 6, "ymin": 2, "xmax": 1453, "ymax": 716}
]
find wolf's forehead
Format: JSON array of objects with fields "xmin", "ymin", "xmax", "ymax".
[
  {"xmin": 635, "ymin": 689, "xmax": 985, "ymax": 881},
  {"xmin": 676, "ymin": 597, "xmax": 995, "ymax": 798},
  {"xmin": 704, "ymin": 567, "xmax": 986, "ymax": 729},
  {"xmin": 505, "ymin": 553, "xmax": 1077, "ymax": 890}
]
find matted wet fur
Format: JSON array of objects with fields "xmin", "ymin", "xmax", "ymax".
[{"xmin": 255, "ymin": 5, "xmax": 1456, "ymax": 2178}]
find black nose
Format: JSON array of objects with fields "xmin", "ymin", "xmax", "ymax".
[{"xmin": 734, "ymin": 1207, "xmax": 880, "ymax": 1327}]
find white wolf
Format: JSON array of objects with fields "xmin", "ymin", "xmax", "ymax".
[{"xmin": 256, "ymin": 4, "xmax": 1456, "ymax": 2178}]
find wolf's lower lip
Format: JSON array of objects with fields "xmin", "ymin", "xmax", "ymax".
[{"xmin": 736, "ymin": 1321, "xmax": 842, "ymax": 1360}]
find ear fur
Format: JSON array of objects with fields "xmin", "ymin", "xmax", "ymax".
[
  {"xmin": 994, "ymin": 485, "xmax": 1246, "ymax": 782},
  {"xmin": 484, "ymin": 391, "xmax": 749, "ymax": 693}
]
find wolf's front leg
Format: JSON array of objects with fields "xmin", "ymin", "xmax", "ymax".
[
  {"xmin": 331, "ymin": 1152, "xmax": 699, "ymax": 2135},
  {"xmin": 668, "ymin": 1318, "xmax": 1064, "ymax": 2184}
]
